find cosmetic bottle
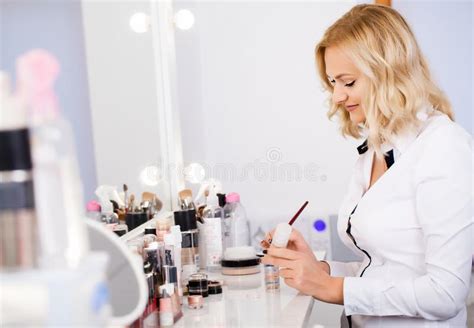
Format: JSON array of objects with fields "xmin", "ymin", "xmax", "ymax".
[
  {"xmin": 0, "ymin": 71, "xmax": 39, "ymax": 270},
  {"xmin": 29, "ymin": 97, "xmax": 91, "ymax": 268},
  {"xmin": 13, "ymin": 51, "xmax": 92, "ymax": 269},
  {"xmin": 0, "ymin": 128, "xmax": 38, "ymax": 269},
  {"xmin": 144, "ymin": 261, "xmax": 155, "ymax": 301},
  {"xmin": 222, "ymin": 192, "xmax": 250, "ymax": 250},
  {"xmin": 164, "ymin": 233, "xmax": 175, "ymax": 264},
  {"xmin": 156, "ymin": 217, "xmax": 172, "ymax": 242},
  {"xmin": 85, "ymin": 200, "xmax": 102, "ymax": 223},
  {"xmin": 265, "ymin": 223, "xmax": 292, "ymax": 291},
  {"xmin": 163, "ymin": 234, "xmax": 179, "ymax": 296},
  {"xmin": 200, "ymin": 194, "xmax": 224, "ymax": 271},
  {"xmin": 145, "ymin": 242, "xmax": 163, "ymax": 297},
  {"xmin": 159, "ymin": 283, "xmax": 182, "ymax": 323},
  {"xmin": 174, "ymin": 209, "xmax": 199, "ymax": 287},
  {"xmin": 170, "ymin": 225, "xmax": 183, "ymax": 297},
  {"xmin": 159, "ymin": 289, "xmax": 173, "ymax": 327}
]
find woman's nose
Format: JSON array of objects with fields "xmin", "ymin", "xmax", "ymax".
[{"xmin": 332, "ymin": 86, "xmax": 348, "ymax": 104}]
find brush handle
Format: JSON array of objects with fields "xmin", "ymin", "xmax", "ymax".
[{"xmin": 288, "ymin": 201, "xmax": 309, "ymax": 226}]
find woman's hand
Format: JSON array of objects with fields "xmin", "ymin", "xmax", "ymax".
[
  {"xmin": 261, "ymin": 247, "xmax": 344, "ymax": 305},
  {"xmin": 260, "ymin": 228, "xmax": 315, "ymax": 259}
]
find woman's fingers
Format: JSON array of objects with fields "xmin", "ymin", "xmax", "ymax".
[
  {"xmin": 279, "ymin": 267, "xmax": 294, "ymax": 279},
  {"xmin": 261, "ymin": 255, "xmax": 294, "ymax": 268},
  {"xmin": 267, "ymin": 247, "xmax": 300, "ymax": 260},
  {"xmin": 260, "ymin": 239, "xmax": 270, "ymax": 249},
  {"xmin": 260, "ymin": 229, "xmax": 275, "ymax": 249}
]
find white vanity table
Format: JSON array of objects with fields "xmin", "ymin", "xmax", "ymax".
[
  {"xmin": 175, "ymin": 268, "xmax": 315, "ymax": 328},
  {"xmin": 123, "ymin": 216, "xmax": 324, "ymax": 327}
]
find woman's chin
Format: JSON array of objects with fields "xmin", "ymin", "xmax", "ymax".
[{"xmin": 349, "ymin": 111, "xmax": 365, "ymax": 124}]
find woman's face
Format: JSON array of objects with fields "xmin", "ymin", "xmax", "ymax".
[{"xmin": 324, "ymin": 46, "xmax": 366, "ymax": 124}]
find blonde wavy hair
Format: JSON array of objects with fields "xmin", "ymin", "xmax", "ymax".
[{"xmin": 315, "ymin": 4, "xmax": 453, "ymax": 157}]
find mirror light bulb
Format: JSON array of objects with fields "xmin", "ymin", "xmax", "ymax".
[
  {"xmin": 184, "ymin": 163, "xmax": 205, "ymax": 184},
  {"xmin": 129, "ymin": 12, "xmax": 149, "ymax": 33},
  {"xmin": 174, "ymin": 9, "xmax": 195, "ymax": 30},
  {"xmin": 140, "ymin": 165, "xmax": 162, "ymax": 186}
]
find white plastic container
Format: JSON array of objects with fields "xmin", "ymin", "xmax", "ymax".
[
  {"xmin": 0, "ymin": 253, "xmax": 110, "ymax": 326},
  {"xmin": 222, "ymin": 192, "xmax": 250, "ymax": 250},
  {"xmin": 272, "ymin": 223, "xmax": 292, "ymax": 248}
]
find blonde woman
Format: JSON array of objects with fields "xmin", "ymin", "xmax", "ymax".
[{"xmin": 261, "ymin": 4, "xmax": 472, "ymax": 327}]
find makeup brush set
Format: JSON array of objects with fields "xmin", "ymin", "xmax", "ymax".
[{"xmin": 88, "ymin": 184, "xmax": 163, "ymax": 234}]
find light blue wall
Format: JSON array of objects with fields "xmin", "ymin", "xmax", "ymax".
[
  {"xmin": 0, "ymin": 1, "xmax": 97, "ymax": 201},
  {"xmin": 394, "ymin": 0, "xmax": 473, "ymax": 134}
]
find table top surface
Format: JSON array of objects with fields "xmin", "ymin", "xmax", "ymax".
[{"xmin": 174, "ymin": 264, "xmax": 315, "ymax": 328}]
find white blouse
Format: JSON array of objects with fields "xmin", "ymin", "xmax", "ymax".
[{"xmin": 327, "ymin": 109, "xmax": 473, "ymax": 327}]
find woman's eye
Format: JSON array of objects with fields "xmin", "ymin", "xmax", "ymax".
[
  {"xmin": 345, "ymin": 80, "xmax": 355, "ymax": 87},
  {"xmin": 329, "ymin": 79, "xmax": 336, "ymax": 85}
]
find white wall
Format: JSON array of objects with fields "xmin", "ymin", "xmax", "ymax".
[
  {"xmin": 174, "ymin": 1, "xmax": 358, "ymax": 238},
  {"xmin": 393, "ymin": 0, "xmax": 473, "ymax": 134},
  {"xmin": 174, "ymin": 0, "xmax": 473, "ymax": 239}
]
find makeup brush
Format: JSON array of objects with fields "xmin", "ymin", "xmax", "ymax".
[
  {"xmin": 178, "ymin": 189, "xmax": 192, "ymax": 201},
  {"xmin": 128, "ymin": 194, "xmax": 135, "ymax": 212},
  {"xmin": 204, "ymin": 189, "xmax": 209, "ymax": 205},
  {"xmin": 153, "ymin": 195, "xmax": 163, "ymax": 212},
  {"xmin": 123, "ymin": 184, "xmax": 128, "ymax": 209},
  {"xmin": 142, "ymin": 191, "xmax": 155, "ymax": 203},
  {"xmin": 288, "ymin": 201, "xmax": 309, "ymax": 226},
  {"xmin": 178, "ymin": 189, "xmax": 195, "ymax": 210},
  {"xmin": 262, "ymin": 201, "xmax": 309, "ymax": 247}
]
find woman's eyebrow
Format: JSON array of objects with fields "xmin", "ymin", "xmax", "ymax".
[{"xmin": 326, "ymin": 73, "xmax": 354, "ymax": 79}]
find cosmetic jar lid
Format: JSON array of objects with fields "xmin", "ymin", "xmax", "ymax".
[
  {"xmin": 173, "ymin": 209, "xmax": 197, "ymax": 231},
  {"xmin": 217, "ymin": 193, "xmax": 226, "ymax": 207},
  {"xmin": 86, "ymin": 200, "xmax": 101, "ymax": 212},
  {"xmin": 188, "ymin": 273, "xmax": 208, "ymax": 284},
  {"xmin": 144, "ymin": 226, "xmax": 156, "ymax": 235},
  {"xmin": 208, "ymin": 281, "xmax": 223, "ymax": 295},
  {"xmin": 225, "ymin": 192, "xmax": 240, "ymax": 203},
  {"xmin": 0, "ymin": 128, "xmax": 32, "ymax": 172},
  {"xmin": 221, "ymin": 257, "xmax": 260, "ymax": 268}
]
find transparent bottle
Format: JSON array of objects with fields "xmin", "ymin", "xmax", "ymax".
[
  {"xmin": 222, "ymin": 192, "xmax": 250, "ymax": 250},
  {"xmin": 201, "ymin": 194, "xmax": 224, "ymax": 271}
]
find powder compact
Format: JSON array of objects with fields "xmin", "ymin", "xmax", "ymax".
[
  {"xmin": 221, "ymin": 246, "xmax": 261, "ymax": 276},
  {"xmin": 221, "ymin": 258, "xmax": 261, "ymax": 276}
]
